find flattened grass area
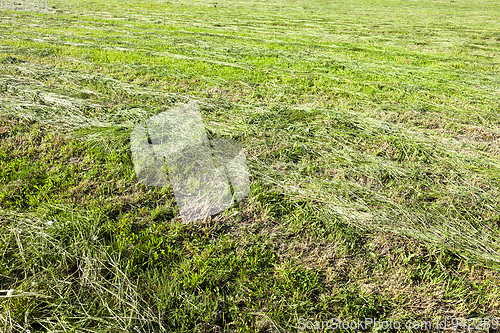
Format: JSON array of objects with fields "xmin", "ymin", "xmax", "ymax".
[{"xmin": 1, "ymin": 0, "xmax": 500, "ymax": 331}]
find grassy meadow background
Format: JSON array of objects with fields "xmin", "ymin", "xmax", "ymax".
[{"xmin": 1, "ymin": 0, "xmax": 500, "ymax": 331}]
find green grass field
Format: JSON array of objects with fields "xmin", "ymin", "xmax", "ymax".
[{"xmin": 1, "ymin": 0, "xmax": 500, "ymax": 331}]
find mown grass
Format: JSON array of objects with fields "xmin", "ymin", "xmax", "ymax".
[{"xmin": 1, "ymin": 0, "xmax": 500, "ymax": 331}]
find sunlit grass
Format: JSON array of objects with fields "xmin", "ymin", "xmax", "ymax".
[{"xmin": 1, "ymin": 0, "xmax": 500, "ymax": 331}]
